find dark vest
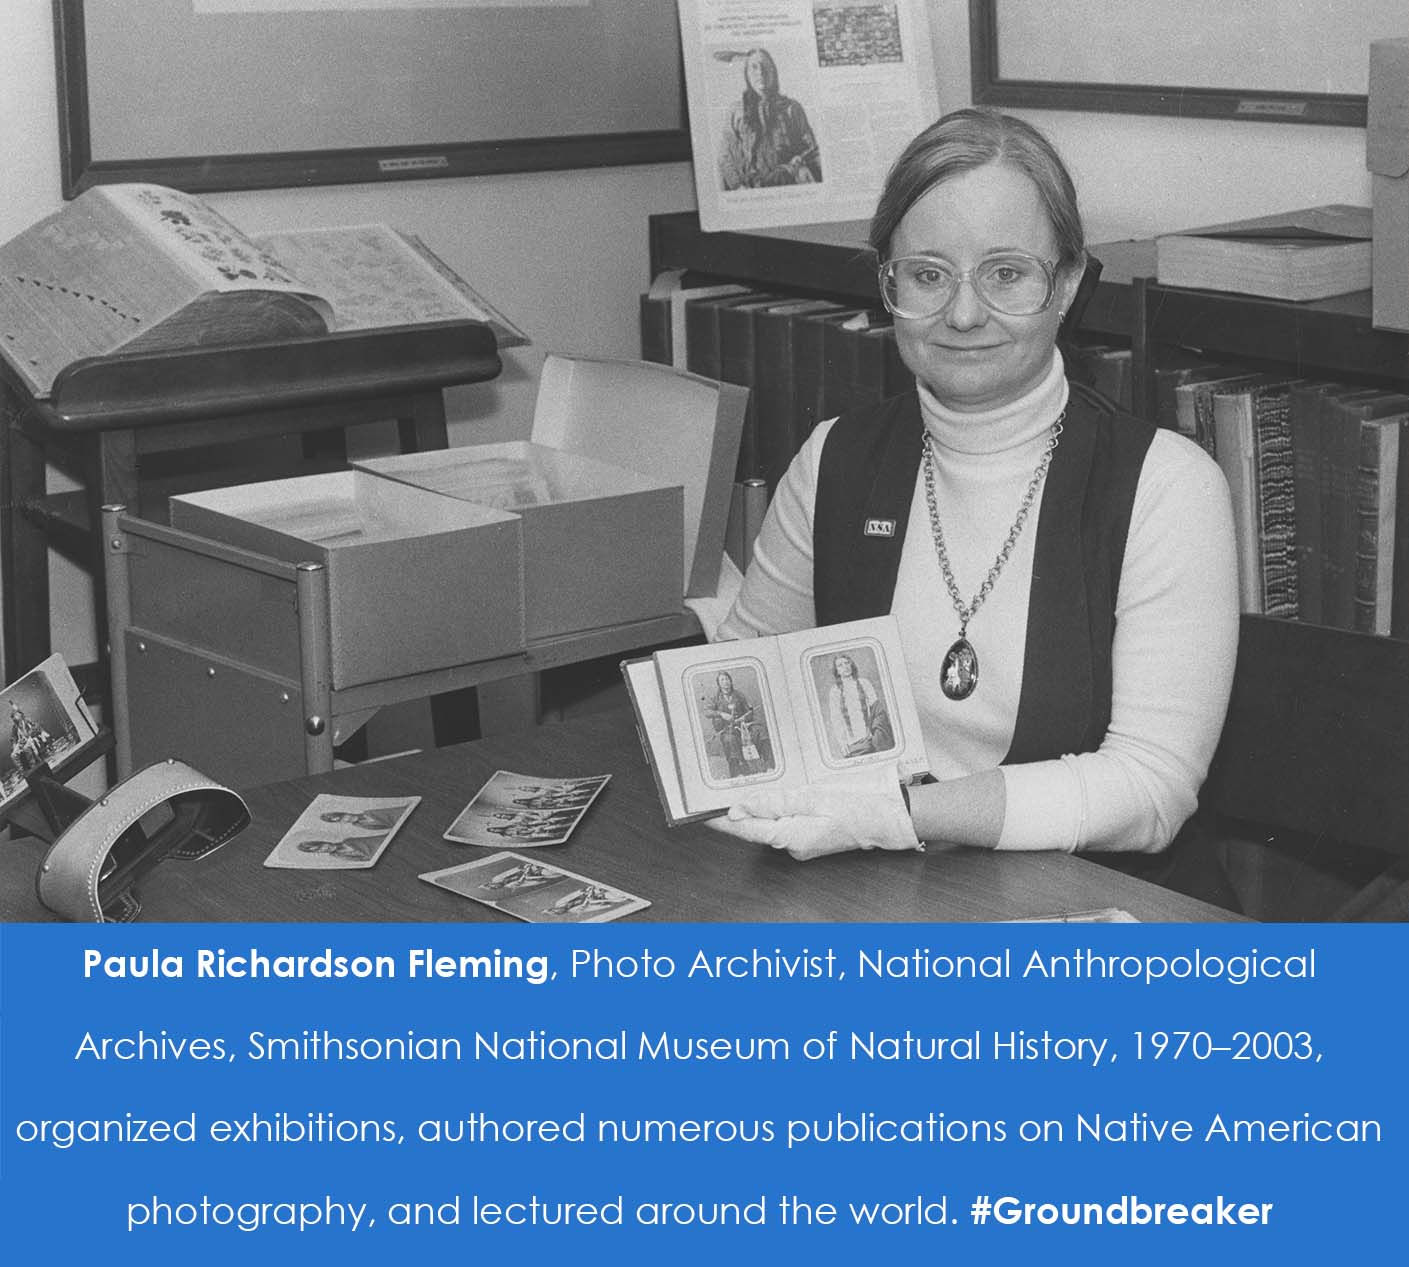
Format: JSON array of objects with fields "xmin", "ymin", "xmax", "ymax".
[{"xmin": 813, "ymin": 385, "xmax": 1154, "ymax": 765}]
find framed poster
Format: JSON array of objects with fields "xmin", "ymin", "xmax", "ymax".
[
  {"xmin": 970, "ymin": 0, "xmax": 1405, "ymax": 128},
  {"xmin": 55, "ymin": 0, "xmax": 689, "ymax": 197}
]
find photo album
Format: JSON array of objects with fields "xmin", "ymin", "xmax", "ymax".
[{"xmin": 622, "ymin": 615, "xmax": 929, "ymax": 825}]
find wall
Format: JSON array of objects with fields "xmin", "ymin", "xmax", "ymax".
[
  {"xmin": 924, "ymin": 0, "xmax": 1376, "ymax": 242},
  {"xmin": 0, "ymin": 0, "xmax": 1386, "ymax": 669}
]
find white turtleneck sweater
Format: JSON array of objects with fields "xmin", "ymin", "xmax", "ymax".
[{"xmin": 718, "ymin": 352, "xmax": 1240, "ymax": 852}]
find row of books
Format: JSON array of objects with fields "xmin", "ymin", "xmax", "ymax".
[
  {"xmin": 986, "ymin": 340, "xmax": 1406, "ymax": 637},
  {"xmin": 638, "ymin": 287, "xmax": 1137, "ymax": 492},
  {"xmin": 1168, "ymin": 366, "xmax": 1408, "ymax": 637},
  {"xmin": 640, "ymin": 283, "xmax": 912, "ymax": 492}
]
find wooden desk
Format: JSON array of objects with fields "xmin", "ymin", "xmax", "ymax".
[{"xmin": 0, "ymin": 711, "xmax": 1238, "ymax": 923}]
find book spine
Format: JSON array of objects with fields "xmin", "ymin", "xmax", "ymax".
[
  {"xmin": 1252, "ymin": 384, "xmax": 1298, "ymax": 619},
  {"xmin": 791, "ymin": 306, "xmax": 840, "ymax": 449},
  {"xmin": 639, "ymin": 292, "xmax": 672, "ymax": 365},
  {"xmin": 1354, "ymin": 421, "xmax": 1399, "ymax": 636},
  {"xmin": 1212, "ymin": 390, "xmax": 1261, "ymax": 614},
  {"xmin": 684, "ymin": 295, "xmax": 726, "ymax": 381},
  {"xmin": 1395, "ymin": 419, "xmax": 1409, "ymax": 639},
  {"xmin": 1321, "ymin": 398, "xmax": 1362, "ymax": 631},
  {"xmin": 753, "ymin": 304, "xmax": 800, "ymax": 494},
  {"xmin": 1288, "ymin": 385, "xmax": 1325, "ymax": 626},
  {"xmin": 1192, "ymin": 384, "xmax": 1223, "ymax": 459},
  {"xmin": 820, "ymin": 312, "xmax": 864, "ymax": 421},
  {"xmin": 718, "ymin": 296, "xmax": 773, "ymax": 483}
]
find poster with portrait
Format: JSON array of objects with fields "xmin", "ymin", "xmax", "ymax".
[{"xmin": 677, "ymin": 0, "xmax": 940, "ymax": 231}]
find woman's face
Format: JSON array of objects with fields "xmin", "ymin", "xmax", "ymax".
[
  {"xmin": 834, "ymin": 655, "xmax": 856, "ymax": 678},
  {"xmin": 888, "ymin": 162, "xmax": 1081, "ymax": 412},
  {"xmin": 745, "ymin": 52, "xmax": 775, "ymax": 93},
  {"xmin": 717, "ymin": 673, "xmax": 734, "ymax": 692}
]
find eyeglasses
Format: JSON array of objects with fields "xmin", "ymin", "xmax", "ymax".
[{"xmin": 878, "ymin": 252, "xmax": 1057, "ymax": 319}]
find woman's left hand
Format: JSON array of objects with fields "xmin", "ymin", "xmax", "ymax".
[{"xmin": 706, "ymin": 781, "xmax": 922, "ymax": 861}]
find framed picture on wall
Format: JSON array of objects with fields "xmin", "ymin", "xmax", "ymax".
[
  {"xmin": 54, "ymin": 0, "xmax": 690, "ymax": 197},
  {"xmin": 970, "ymin": 0, "xmax": 1403, "ymax": 127}
]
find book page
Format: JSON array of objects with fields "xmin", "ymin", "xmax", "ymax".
[
  {"xmin": 0, "ymin": 184, "xmax": 333, "ymax": 396},
  {"xmin": 253, "ymin": 224, "xmax": 526, "ymax": 345},
  {"xmin": 1, "ymin": 187, "xmax": 266, "ymax": 398},
  {"xmin": 678, "ymin": 0, "xmax": 939, "ymax": 231},
  {"xmin": 774, "ymin": 615, "xmax": 929, "ymax": 784},
  {"xmin": 651, "ymin": 638, "xmax": 803, "ymax": 820},
  {"xmin": 98, "ymin": 185, "xmax": 331, "ymax": 317}
]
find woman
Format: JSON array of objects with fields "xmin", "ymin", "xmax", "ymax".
[
  {"xmin": 826, "ymin": 654, "xmax": 893, "ymax": 758},
  {"xmin": 712, "ymin": 108, "xmax": 1239, "ymax": 861},
  {"xmin": 719, "ymin": 48, "xmax": 822, "ymax": 191}
]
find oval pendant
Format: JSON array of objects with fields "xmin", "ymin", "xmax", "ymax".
[{"xmin": 941, "ymin": 637, "xmax": 979, "ymax": 701}]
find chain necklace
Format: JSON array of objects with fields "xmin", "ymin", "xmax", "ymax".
[{"xmin": 921, "ymin": 412, "xmax": 1064, "ymax": 701}]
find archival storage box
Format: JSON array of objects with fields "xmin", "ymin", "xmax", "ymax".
[
  {"xmin": 357, "ymin": 441, "xmax": 682, "ymax": 640},
  {"xmin": 527, "ymin": 356, "xmax": 747, "ymax": 600},
  {"xmin": 359, "ymin": 354, "xmax": 746, "ymax": 638},
  {"xmin": 1368, "ymin": 37, "xmax": 1409, "ymax": 332},
  {"xmin": 168, "ymin": 470, "xmax": 524, "ymax": 688}
]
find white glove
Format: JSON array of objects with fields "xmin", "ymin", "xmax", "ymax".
[{"xmin": 706, "ymin": 781, "xmax": 922, "ymax": 861}]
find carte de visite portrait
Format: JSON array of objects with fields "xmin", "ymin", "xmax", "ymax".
[
  {"xmin": 687, "ymin": 660, "xmax": 779, "ymax": 788},
  {"xmin": 0, "ymin": 654, "xmax": 94, "ymax": 807},
  {"xmin": 803, "ymin": 638, "xmax": 900, "ymax": 768}
]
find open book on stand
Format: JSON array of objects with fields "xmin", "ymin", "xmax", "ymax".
[
  {"xmin": 0, "ymin": 183, "xmax": 525, "ymax": 399},
  {"xmin": 622, "ymin": 615, "xmax": 930, "ymax": 826}
]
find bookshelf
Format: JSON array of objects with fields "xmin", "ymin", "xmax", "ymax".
[{"xmin": 646, "ymin": 211, "xmax": 1409, "ymax": 863}]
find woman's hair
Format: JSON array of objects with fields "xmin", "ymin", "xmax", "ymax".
[
  {"xmin": 869, "ymin": 107, "xmax": 1085, "ymax": 268},
  {"xmin": 832, "ymin": 654, "xmax": 857, "ymax": 682}
]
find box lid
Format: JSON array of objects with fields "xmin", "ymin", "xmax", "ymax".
[
  {"xmin": 171, "ymin": 469, "xmax": 520, "ymax": 564},
  {"xmin": 1368, "ymin": 38, "xmax": 1409, "ymax": 179},
  {"xmin": 529, "ymin": 355, "xmax": 747, "ymax": 599},
  {"xmin": 357, "ymin": 439, "xmax": 677, "ymax": 509}
]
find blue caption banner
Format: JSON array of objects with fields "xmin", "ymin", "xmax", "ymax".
[{"xmin": 1, "ymin": 922, "xmax": 1404, "ymax": 1264}]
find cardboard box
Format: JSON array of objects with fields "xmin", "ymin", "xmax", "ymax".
[
  {"xmin": 359, "ymin": 441, "xmax": 682, "ymax": 640},
  {"xmin": 1368, "ymin": 37, "xmax": 1409, "ymax": 332},
  {"xmin": 169, "ymin": 471, "xmax": 524, "ymax": 688},
  {"xmin": 359, "ymin": 355, "xmax": 747, "ymax": 639},
  {"xmin": 528, "ymin": 355, "xmax": 747, "ymax": 599}
]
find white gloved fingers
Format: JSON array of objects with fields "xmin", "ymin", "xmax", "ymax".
[
  {"xmin": 706, "ymin": 811, "xmax": 851, "ymax": 860},
  {"xmin": 705, "ymin": 814, "xmax": 787, "ymax": 846},
  {"xmin": 709, "ymin": 779, "xmax": 921, "ymax": 859}
]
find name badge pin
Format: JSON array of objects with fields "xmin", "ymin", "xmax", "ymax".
[{"xmin": 863, "ymin": 518, "xmax": 896, "ymax": 538}]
